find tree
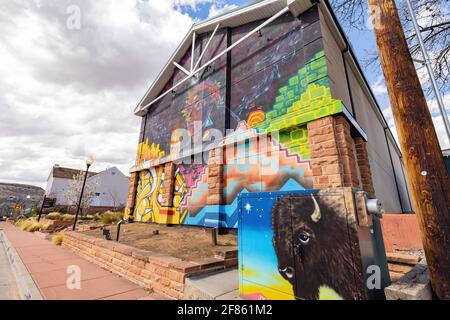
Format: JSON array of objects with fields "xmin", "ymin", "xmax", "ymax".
[
  {"xmin": 330, "ymin": 0, "xmax": 450, "ymax": 94},
  {"xmin": 63, "ymin": 171, "xmax": 99, "ymax": 215},
  {"xmin": 107, "ymin": 190, "xmax": 125, "ymax": 210}
]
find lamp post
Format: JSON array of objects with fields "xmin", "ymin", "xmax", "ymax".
[
  {"xmin": 72, "ymin": 157, "xmax": 94, "ymax": 231},
  {"xmin": 37, "ymin": 194, "xmax": 46, "ymax": 222}
]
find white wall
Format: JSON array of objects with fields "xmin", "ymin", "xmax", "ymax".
[
  {"xmin": 88, "ymin": 167, "xmax": 129, "ymax": 208},
  {"xmin": 46, "ymin": 176, "xmax": 72, "ymax": 206}
]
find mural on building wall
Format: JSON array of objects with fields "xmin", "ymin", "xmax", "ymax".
[
  {"xmin": 239, "ymin": 192, "xmax": 362, "ymax": 300},
  {"xmin": 133, "ymin": 7, "xmax": 345, "ymax": 228},
  {"xmin": 133, "ymin": 166, "xmax": 189, "ymax": 224},
  {"xmin": 136, "ymin": 29, "xmax": 227, "ymax": 165}
]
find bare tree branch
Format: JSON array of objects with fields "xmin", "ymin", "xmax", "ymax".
[{"xmin": 330, "ymin": 0, "xmax": 450, "ymax": 94}]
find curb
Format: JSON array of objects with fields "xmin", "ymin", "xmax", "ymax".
[{"xmin": 0, "ymin": 230, "xmax": 43, "ymax": 300}]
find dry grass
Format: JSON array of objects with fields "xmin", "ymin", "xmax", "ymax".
[
  {"xmin": 60, "ymin": 214, "xmax": 74, "ymax": 221},
  {"xmin": 52, "ymin": 233, "xmax": 64, "ymax": 246},
  {"xmin": 15, "ymin": 219, "xmax": 52, "ymax": 232},
  {"xmin": 101, "ymin": 211, "xmax": 123, "ymax": 225},
  {"xmin": 45, "ymin": 212, "xmax": 61, "ymax": 220}
]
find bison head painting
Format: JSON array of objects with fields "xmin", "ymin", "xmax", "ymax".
[{"xmin": 272, "ymin": 195, "xmax": 357, "ymax": 300}]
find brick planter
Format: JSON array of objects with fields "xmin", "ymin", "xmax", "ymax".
[{"xmin": 62, "ymin": 232, "xmax": 237, "ymax": 299}]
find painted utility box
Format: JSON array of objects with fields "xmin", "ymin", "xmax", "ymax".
[{"xmin": 238, "ymin": 188, "xmax": 390, "ymax": 300}]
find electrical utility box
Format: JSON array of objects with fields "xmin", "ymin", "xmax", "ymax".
[{"xmin": 238, "ymin": 188, "xmax": 390, "ymax": 300}]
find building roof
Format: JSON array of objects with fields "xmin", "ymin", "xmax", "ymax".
[
  {"xmin": 50, "ymin": 166, "xmax": 97, "ymax": 180},
  {"xmin": 135, "ymin": 0, "xmax": 313, "ymax": 116},
  {"xmin": 86, "ymin": 166, "xmax": 128, "ymax": 182},
  {"xmin": 133, "ymin": 0, "xmax": 403, "ymax": 159}
]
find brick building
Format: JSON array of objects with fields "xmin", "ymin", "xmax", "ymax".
[{"xmin": 125, "ymin": 0, "xmax": 412, "ymax": 228}]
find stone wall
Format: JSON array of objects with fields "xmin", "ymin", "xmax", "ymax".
[
  {"xmin": 124, "ymin": 172, "xmax": 139, "ymax": 218},
  {"xmin": 354, "ymin": 137, "xmax": 376, "ymax": 198},
  {"xmin": 306, "ymin": 115, "xmax": 373, "ymax": 192},
  {"xmin": 62, "ymin": 232, "xmax": 237, "ymax": 299}
]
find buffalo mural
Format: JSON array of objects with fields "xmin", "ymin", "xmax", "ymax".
[{"xmin": 272, "ymin": 195, "xmax": 357, "ymax": 300}]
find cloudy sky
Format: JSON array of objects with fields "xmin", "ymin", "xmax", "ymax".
[{"xmin": 0, "ymin": 0, "xmax": 448, "ymax": 189}]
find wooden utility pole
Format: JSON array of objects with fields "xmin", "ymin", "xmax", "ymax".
[{"xmin": 368, "ymin": 0, "xmax": 450, "ymax": 299}]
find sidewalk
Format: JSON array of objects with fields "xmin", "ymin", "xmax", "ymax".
[
  {"xmin": 0, "ymin": 236, "xmax": 20, "ymax": 300},
  {"xmin": 0, "ymin": 222, "xmax": 156, "ymax": 300}
]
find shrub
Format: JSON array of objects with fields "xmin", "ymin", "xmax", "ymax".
[
  {"xmin": 80, "ymin": 214, "xmax": 94, "ymax": 221},
  {"xmin": 101, "ymin": 211, "xmax": 123, "ymax": 225},
  {"xmin": 45, "ymin": 212, "xmax": 61, "ymax": 220},
  {"xmin": 52, "ymin": 233, "xmax": 64, "ymax": 246},
  {"xmin": 54, "ymin": 206, "xmax": 69, "ymax": 213},
  {"xmin": 60, "ymin": 214, "xmax": 74, "ymax": 222},
  {"xmin": 28, "ymin": 208, "xmax": 41, "ymax": 217},
  {"xmin": 15, "ymin": 219, "xmax": 52, "ymax": 232},
  {"xmin": 15, "ymin": 219, "xmax": 29, "ymax": 229}
]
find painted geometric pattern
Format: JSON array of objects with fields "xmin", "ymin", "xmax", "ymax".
[
  {"xmin": 253, "ymin": 51, "xmax": 343, "ymax": 134},
  {"xmin": 279, "ymin": 125, "xmax": 310, "ymax": 160}
]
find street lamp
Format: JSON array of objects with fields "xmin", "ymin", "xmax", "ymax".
[{"xmin": 72, "ymin": 156, "xmax": 94, "ymax": 231}]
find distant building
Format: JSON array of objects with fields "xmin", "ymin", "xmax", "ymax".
[
  {"xmin": 45, "ymin": 165, "xmax": 129, "ymax": 209},
  {"xmin": 88, "ymin": 167, "xmax": 130, "ymax": 208},
  {"xmin": 45, "ymin": 165, "xmax": 98, "ymax": 206}
]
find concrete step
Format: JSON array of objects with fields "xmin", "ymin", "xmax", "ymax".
[{"xmin": 184, "ymin": 268, "xmax": 241, "ymax": 300}]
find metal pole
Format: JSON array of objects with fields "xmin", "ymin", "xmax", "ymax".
[
  {"xmin": 116, "ymin": 220, "xmax": 124, "ymax": 242},
  {"xmin": 37, "ymin": 194, "xmax": 46, "ymax": 222},
  {"xmin": 72, "ymin": 164, "xmax": 91, "ymax": 231},
  {"xmin": 406, "ymin": 0, "xmax": 450, "ymax": 142}
]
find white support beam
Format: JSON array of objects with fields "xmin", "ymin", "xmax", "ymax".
[
  {"xmin": 192, "ymin": 24, "xmax": 220, "ymax": 73},
  {"xmin": 139, "ymin": 6, "xmax": 289, "ymax": 112},
  {"xmin": 190, "ymin": 32, "xmax": 196, "ymax": 72},
  {"xmin": 173, "ymin": 61, "xmax": 191, "ymax": 76}
]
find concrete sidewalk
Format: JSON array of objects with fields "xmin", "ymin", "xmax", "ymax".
[
  {"xmin": 0, "ymin": 222, "xmax": 156, "ymax": 300},
  {"xmin": 0, "ymin": 235, "xmax": 20, "ymax": 300}
]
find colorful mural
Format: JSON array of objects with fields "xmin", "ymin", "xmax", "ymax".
[
  {"xmin": 239, "ymin": 191, "xmax": 362, "ymax": 300},
  {"xmin": 251, "ymin": 51, "xmax": 342, "ymax": 134},
  {"xmin": 133, "ymin": 7, "xmax": 345, "ymax": 228},
  {"xmin": 133, "ymin": 166, "xmax": 189, "ymax": 224}
]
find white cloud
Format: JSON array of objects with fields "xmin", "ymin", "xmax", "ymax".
[
  {"xmin": 377, "ymin": 91, "xmax": 450, "ymax": 151},
  {"xmin": 0, "ymin": 0, "xmax": 195, "ymax": 188},
  {"xmin": 427, "ymin": 93, "xmax": 450, "ymax": 150},
  {"xmin": 208, "ymin": 3, "xmax": 238, "ymax": 18},
  {"xmin": 372, "ymin": 75, "xmax": 388, "ymax": 96},
  {"xmin": 172, "ymin": 0, "xmax": 215, "ymax": 12}
]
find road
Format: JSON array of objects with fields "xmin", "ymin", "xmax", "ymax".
[{"xmin": 0, "ymin": 235, "xmax": 21, "ymax": 300}]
